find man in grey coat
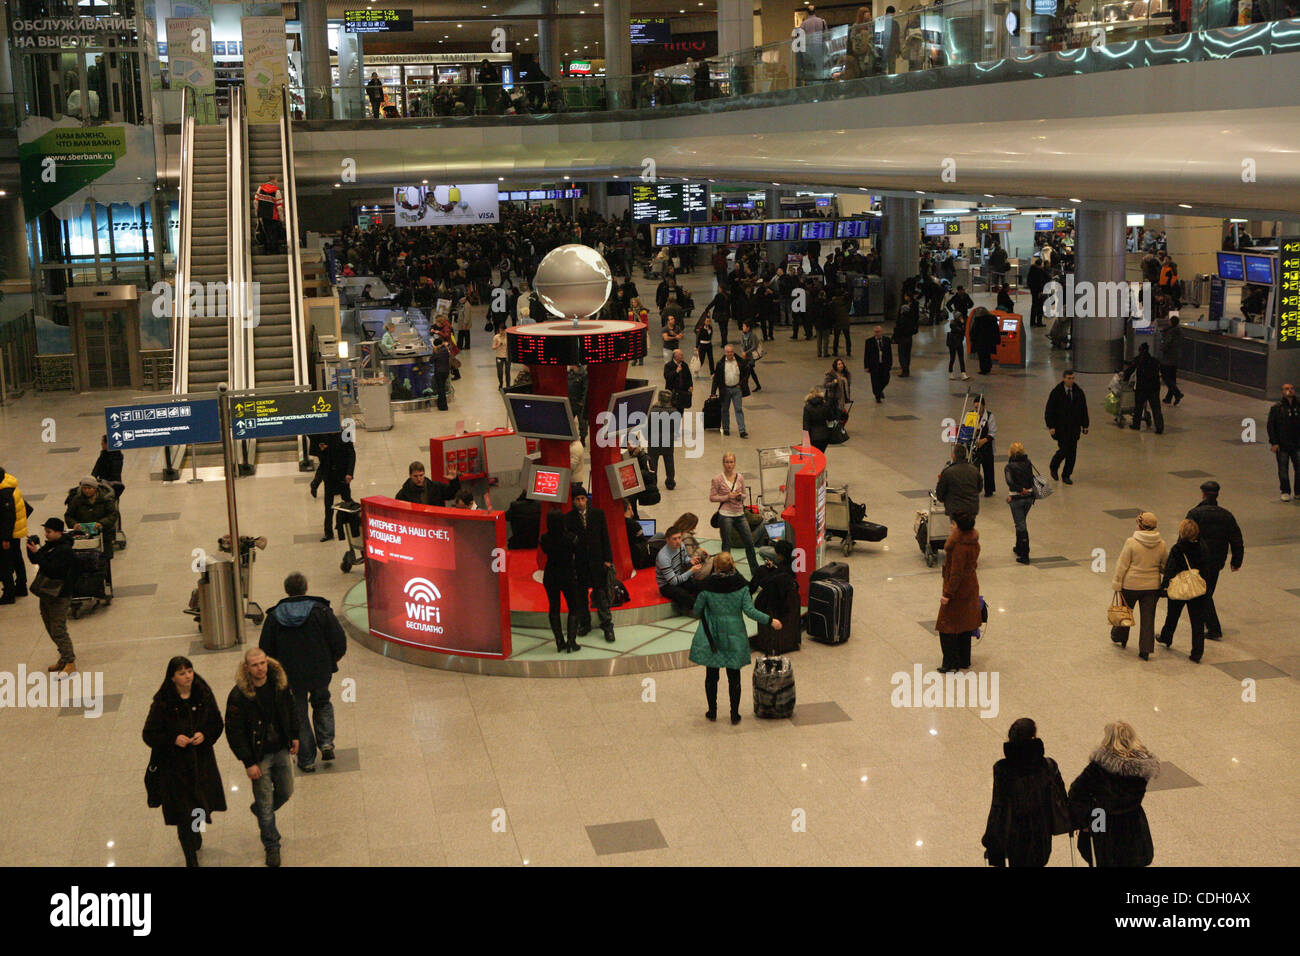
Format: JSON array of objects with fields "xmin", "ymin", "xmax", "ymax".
[{"xmin": 935, "ymin": 445, "xmax": 983, "ymax": 517}]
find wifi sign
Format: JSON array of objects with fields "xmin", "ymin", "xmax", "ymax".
[{"xmin": 404, "ymin": 577, "xmax": 443, "ymax": 624}]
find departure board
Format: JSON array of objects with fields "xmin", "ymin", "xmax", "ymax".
[
  {"xmin": 343, "ymin": 9, "xmax": 414, "ymax": 33},
  {"xmin": 764, "ymin": 222, "xmax": 799, "ymax": 241},
  {"xmin": 801, "ymin": 220, "xmax": 835, "ymax": 240},
  {"xmin": 654, "ymin": 226, "xmax": 692, "ymax": 246},
  {"xmin": 837, "ymin": 219, "xmax": 870, "ymax": 239},
  {"xmin": 729, "ymin": 222, "xmax": 762, "ymax": 243},
  {"xmin": 631, "ymin": 182, "xmax": 708, "ymax": 223},
  {"xmin": 693, "ymin": 225, "xmax": 728, "ymax": 245},
  {"xmin": 1278, "ymin": 236, "xmax": 1300, "ymax": 349}
]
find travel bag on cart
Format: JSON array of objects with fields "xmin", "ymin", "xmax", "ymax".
[
  {"xmin": 851, "ymin": 521, "xmax": 888, "ymax": 542},
  {"xmin": 807, "ymin": 578, "xmax": 852, "ymax": 644},
  {"xmin": 810, "ymin": 561, "xmax": 850, "ymax": 583},
  {"xmin": 69, "ymin": 547, "xmax": 107, "ymax": 599},
  {"xmin": 702, "ymin": 396, "xmax": 723, "ymax": 431},
  {"xmin": 752, "ymin": 654, "xmax": 796, "ymax": 718}
]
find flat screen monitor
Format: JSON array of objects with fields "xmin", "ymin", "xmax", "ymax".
[
  {"xmin": 654, "ymin": 226, "xmax": 691, "ymax": 246},
  {"xmin": 604, "ymin": 385, "xmax": 657, "ymax": 439},
  {"xmin": 1216, "ymin": 252, "xmax": 1246, "ymax": 281},
  {"xmin": 924, "ymin": 222, "xmax": 945, "ymax": 237},
  {"xmin": 527, "ymin": 189, "xmax": 546, "ymax": 200},
  {"xmin": 729, "ymin": 222, "xmax": 762, "ymax": 243},
  {"xmin": 765, "ymin": 222, "xmax": 799, "ymax": 241},
  {"xmin": 801, "ymin": 220, "xmax": 835, "ymax": 240},
  {"xmin": 837, "ymin": 219, "xmax": 869, "ymax": 239},
  {"xmin": 765, "ymin": 521, "xmax": 786, "ymax": 542},
  {"xmin": 523, "ymin": 461, "xmax": 572, "ymax": 503},
  {"xmin": 503, "ymin": 394, "xmax": 578, "ymax": 441},
  {"xmin": 1243, "ymin": 254, "xmax": 1275, "ymax": 285},
  {"xmin": 1034, "ymin": 218, "xmax": 1053, "ymax": 232},
  {"xmin": 509, "ymin": 190, "xmax": 527, "ymax": 200},
  {"xmin": 692, "ymin": 225, "xmax": 729, "ymax": 245},
  {"xmin": 990, "ymin": 219, "xmax": 1013, "ymax": 233},
  {"xmin": 637, "ymin": 518, "xmax": 656, "ymax": 537},
  {"xmin": 605, "ymin": 457, "xmax": 646, "ymax": 500},
  {"xmin": 1001, "ymin": 318, "xmax": 1018, "ymax": 332}
]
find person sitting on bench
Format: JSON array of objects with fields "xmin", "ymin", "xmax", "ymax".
[{"xmin": 656, "ymin": 528, "xmax": 703, "ymax": 612}]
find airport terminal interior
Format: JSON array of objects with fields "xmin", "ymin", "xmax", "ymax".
[{"xmin": 0, "ymin": 0, "xmax": 1298, "ymax": 875}]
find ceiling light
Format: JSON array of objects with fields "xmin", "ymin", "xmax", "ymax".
[
  {"xmin": 983, "ymin": 194, "xmax": 995, "ymax": 198},
  {"xmin": 333, "ymin": 183, "xmax": 341, "ymax": 188},
  {"xmin": 1069, "ymin": 198, "xmax": 1081, "ymax": 203},
  {"xmin": 1178, "ymin": 203, "xmax": 1193, "ymax": 209},
  {"xmin": 915, "ymin": 190, "xmax": 925, "ymax": 194},
  {"xmin": 499, "ymin": 176, "xmax": 504, "ymax": 181}
]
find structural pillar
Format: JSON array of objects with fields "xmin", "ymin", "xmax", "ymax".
[
  {"xmin": 717, "ymin": 0, "xmax": 755, "ymax": 55},
  {"xmin": 881, "ymin": 196, "xmax": 920, "ymax": 323},
  {"xmin": 299, "ymin": 0, "xmax": 332, "ymax": 119},
  {"xmin": 603, "ymin": 0, "xmax": 632, "ymax": 109},
  {"xmin": 1072, "ymin": 208, "xmax": 1128, "ymax": 373},
  {"xmin": 538, "ymin": 0, "xmax": 561, "ymax": 80}
]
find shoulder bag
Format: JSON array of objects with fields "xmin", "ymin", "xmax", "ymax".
[
  {"xmin": 1166, "ymin": 554, "xmax": 1206, "ymax": 601},
  {"xmin": 1107, "ymin": 592, "xmax": 1134, "ymax": 627},
  {"xmin": 709, "ymin": 475, "xmax": 738, "ymax": 529},
  {"xmin": 144, "ymin": 750, "xmax": 164, "ymax": 808},
  {"xmin": 31, "ymin": 572, "xmax": 64, "ymax": 599},
  {"xmin": 1031, "ymin": 464, "xmax": 1054, "ymax": 499}
]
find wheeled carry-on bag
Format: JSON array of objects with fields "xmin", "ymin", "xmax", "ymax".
[
  {"xmin": 702, "ymin": 396, "xmax": 723, "ymax": 431},
  {"xmin": 851, "ymin": 521, "xmax": 888, "ymax": 542},
  {"xmin": 811, "ymin": 561, "xmax": 850, "ymax": 583},
  {"xmin": 752, "ymin": 654, "xmax": 796, "ymax": 718},
  {"xmin": 807, "ymin": 578, "xmax": 852, "ymax": 644}
]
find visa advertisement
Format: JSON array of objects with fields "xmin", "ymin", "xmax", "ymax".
[
  {"xmin": 393, "ymin": 184, "xmax": 500, "ymax": 227},
  {"xmin": 361, "ymin": 497, "xmax": 511, "ymax": 659}
]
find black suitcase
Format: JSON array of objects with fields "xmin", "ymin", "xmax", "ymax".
[
  {"xmin": 851, "ymin": 521, "xmax": 888, "ymax": 542},
  {"xmin": 752, "ymin": 655, "xmax": 796, "ymax": 719},
  {"xmin": 807, "ymin": 578, "xmax": 852, "ymax": 644},
  {"xmin": 702, "ymin": 396, "xmax": 722, "ymax": 430},
  {"xmin": 811, "ymin": 561, "xmax": 850, "ymax": 583}
]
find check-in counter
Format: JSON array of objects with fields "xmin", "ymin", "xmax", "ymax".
[{"xmin": 1177, "ymin": 327, "xmax": 1270, "ymax": 398}]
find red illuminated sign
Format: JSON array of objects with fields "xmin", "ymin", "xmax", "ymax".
[
  {"xmin": 361, "ymin": 497, "xmax": 510, "ymax": 659},
  {"xmin": 614, "ymin": 461, "xmax": 640, "ymax": 492},
  {"xmin": 533, "ymin": 469, "xmax": 560, "ymax": 497},
  {"xmin": 507, "ymin": 325, "xmax": 647, "ymax": 366}
]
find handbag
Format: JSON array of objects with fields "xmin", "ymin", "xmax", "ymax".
[
  {"xmin": 1031, "ymin": 465, "xmax": 1053, "ymax": 499},
  {"xmin": 144, "ymin": 755, "xmax": 163, "ymax": 809},
  {"xmin": 1048, "ymin": 762, "xmax": 1073, "ymax": 835},
  {"xmin": 31, "ymin": 572, "xmax": 63, "ymax": 599},
  {"xmin": 688, "ymin": 352, "xmax": 702, "ymax": 375},
  {"xmin": 709, "ymin": 475, "xmax": 738, "ymax": 528},
  {"xmin": 606, "ymin": 565, "xmax": 630, "ymax": 607},
  {"xmin": 1166, "ymin": 554, "xmax": 1206, "ymax": 601},
  {"xmin": 1107, "ymin": 592, "xmax": 1134, "ymax": 627}
]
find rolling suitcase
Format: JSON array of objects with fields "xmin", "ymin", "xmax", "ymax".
[
  {"xmin": 702, "ymin": 396, "xmax": 723, "ymax": 431},
  {"xmin": 851, "ymin": 521, "xmax": 888, "ymax": 542},
  {"xmin": 752, "ymin": 654, "xmax": 796, "ymax": 718},
  {"xmin": 807, "ymin": 578, "xmax": 852, "ymax": 644},
  {"xmin": 811, "ymin": 561, "xmax": 849, "ymax": 583}
]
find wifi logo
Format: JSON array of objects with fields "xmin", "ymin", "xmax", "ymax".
[{"xmin": 404, "ymin": 577, "xmax": 442, "ymax": 603}]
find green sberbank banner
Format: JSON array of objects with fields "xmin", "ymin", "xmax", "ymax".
[{"xmin": 17, "ymin": 117, "xmax": 156, "ymax": 221}]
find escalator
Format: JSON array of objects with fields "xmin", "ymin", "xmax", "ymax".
[{"xmin": 185, "ymin": 124, "xmax": 231, "ymax": 392}]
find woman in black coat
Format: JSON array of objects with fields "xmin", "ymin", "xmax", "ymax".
[
  {"xmin": 981, "ymin": 717, "xmax": 1068, "ymax": 867},
  {"xmin": 1068, "ymin": 720, "xmax": 1160, "ymax": 867},
  {"xmin": 1158, "ymin": 518, "xmax": 1211, "ymax": 662},
  {"xmin": 802, "ymin": 386, "xmax": 832, "ymax": 452},
  {"xmin": 142, "ymin": 656, "xmax": 227, "ymax": 866},
  {"xmin": 539, "ymin": 511, "xmax": 583, "ymax": 653},
  {"xmin": 1003, "ymin": 441, "xmax": 1037, "ymax": 564}
]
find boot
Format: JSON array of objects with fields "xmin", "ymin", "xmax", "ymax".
[
  {"xmin": 566, "ymin": 619, "xmax": 580, "ymax": 653},
  {"xmin": 728, "ymin": 677, "xmax": 742, "ymax": 724},
  {"xmin": 704, "ymin": 674, "xmax": 718, "ymax": 721},
  {"xmin": 1015, "ymin": 531, "xmax": 1030, "ymax": 564},
  {"xmin": 553, "ymin": 627, "xmax": 566, "ymax": 653}
]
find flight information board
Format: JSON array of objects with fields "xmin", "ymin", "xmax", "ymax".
[
  {"xmin": 765, "ymin": 222, "xmax": 799, "ymax": 241},
  {"xmin": 693, "ymin": 225, "xmax": 728, "ymax": 245},
  {"xmin": 654, "ymin": 226, "xmax": 692, "ymax": 246},
  {"xmin": 801, "ymin": 220, "xmax": 835, "ymax": 240},
  {"xmin": 630, "ymin": 17, "xmax": 671, "ymax": 44},
  {"xmin": 729, "ymin": 222, "xmax": 762, "ymax": 243},
  {"xmin": 343, "ymin": 9, "xmax": 413, "ymax": 33},
  {"xmin": 631, "ymin": 182, "xmax": 708, "ymax": 223},
  {"xmin": 837, "ymin": 219, "xmax": 872, "ymax": 239},
  {"xmin": 1278, "ymin": 236, "xmax": 1300, "ymax": 349}
]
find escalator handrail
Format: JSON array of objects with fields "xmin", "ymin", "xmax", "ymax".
[{"xmin": 279, "ymin": 84, "xmax": 308, "ymax": 390}]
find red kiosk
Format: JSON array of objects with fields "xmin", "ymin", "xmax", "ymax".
[{"xmin": 779, "ymin": 445, "xmax": 829, "ymax": 604}]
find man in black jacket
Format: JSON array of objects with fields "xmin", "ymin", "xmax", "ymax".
[
  {"xmin": 1122, "ymin": 342, "xmax": 1164, "ymax": 433},
  {"xmin": 863, "ymin": 326, "xmax": 892, "ymax": 402},
  {"xmin": 664, "ymin": 350, "xmax": 694, "ymax": 414},
  {"xmin": 946, "ymin": 285, "xmax": 974, "ymax": 321},
  {"xmin": 1184, "ymin": 481, "xmax": 1243, "ymax": 641},
  {"xmin": 310, "ymin": 433, "xmax": 356, "ymax": 542},
  {"xmin": 1044, "ymin": 370, "xmax": 1089, "ymax": 484},
  {"xmin": 700, "ymin": 287, "xmax": 732, "ymax": 346},
  {"xmin": 1026, "ymin": 257, "xmax": 1049, "ymax": 327},
  {"xmin": 894, "ymin": 293, "xmax": 919, "ymax": 376},
  {"xmin": 259, "ymin": 573, "xmax": 347, "ymax": 772},
  {"xmin": 395, "ymin": 461, "xmax": 461, "ymax": 506},
  {"xmin": 26, "ymin": 518, "xmax": 77, "ymax": 675},
  {"xmin": 225, "ymin": 647, "xmax": 300, "ymax": 866},
  {"xmin": 1266, "ymin": 383, "xmax": 1300, "ymax": 501},
  {"xmin": 563, "ymin": 487, "xmax": 616, "ymax": 641},
  {"xmin": 969, "ymin": 306, "xmax": 1001, "ymax": 375}
]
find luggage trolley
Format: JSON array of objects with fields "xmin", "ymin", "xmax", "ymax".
[
  {"xmin": 824, "ymin": 483, "xmax": 855, "ymax": 556},
  {"xmin": 952, "ymin": 385, "xmax": 985, "ymax": 462},
  {"xmin": 914, "ymin": 492, "xmax": 948, "ymax": 568},
  {"xmin": 335, "ymin": 501, "xmax": 364, "ymax": 572},
  {"xmin": 1107, "ymin": 373, "xmax": 1151, "ymax": 428},
  {"xmin": 756, "ymin": 445, "xmax": 796, "ymax": 526},
  {"xmin": 68, "ymin": 531, "xmax": 112, "ymax": 619}
]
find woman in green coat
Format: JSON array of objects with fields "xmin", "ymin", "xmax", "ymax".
[{"xmin": 689, "ymin": 552, "xmax": 781, "ymax": 724}]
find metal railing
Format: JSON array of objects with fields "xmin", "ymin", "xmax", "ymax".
[
  {"xmin": 291, "ymin": 14, "xmax": 1300, "ymax": 124},
  {"xmin": 171, "ymin": 85, "xmax": 197, "ymax": 397}
]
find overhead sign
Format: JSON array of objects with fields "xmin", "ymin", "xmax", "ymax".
[
  {"xmin": 104, "ymin": 398, "xmax": 221, "ymax": 450},
  {"xmin": 393, "ymin": 184, "xmax": 500, "ymax": 227},
  {"xmin": 8, "ymin": 15, "xmax": 139, "ymax": 48},
  {"xmin": 630, "ymin": 18, "xmax": 671, "ymax": 44},
  {"xmin": 343, "ymin": 9, "xmax": 414, "ymax": 33},
  {"xmin": 630, "ymin": 182, "xmax": 708, "ymax": 223},
  {"xmin": 1278, "ymin": 236, "xmax": 1300, "ymax": 349},
  {"xmin": 231, "ymin": 390, "xmax": 341, "ymax": 439},
  {"xmin": 362, "ymin": 497, "xmax": 511, "ymax": 659}
]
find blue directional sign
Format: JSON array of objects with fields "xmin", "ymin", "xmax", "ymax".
[
  {"xmin": 105, "ymin": 398, "xmax": 222, "ymax": 450},
  {"xmin": 230, "ymin": 390, "xmax": 341, "ymax": 440}
]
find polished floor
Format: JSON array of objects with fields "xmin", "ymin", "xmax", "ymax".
[{"xmin": 0, "ymin": 272, "xmax": 1297, "ymax": 867}]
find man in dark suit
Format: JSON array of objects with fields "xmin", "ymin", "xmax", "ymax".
[
  {"xmin": 562, "ymin": 487, "xmax": 616, "ymax": 642},
  {"xmin": 309, "ymin": 433, "xmax": 356, "ymax": 541},
  {"xmin": 863, "ymin": 325, "xmax": 893, "ymax": 403},
  {"xmin": 1043, "ymin": 369, "xmax": 1089, "ymax": 484},
  {"xmin": 1026, "ymin": 257, "xmax": 1049, "ymax": 327},
  {"xmin": 1181, "ymin": 481, "xmax": 1244, "ymax": 642},
  {"xmin": 663, "ymin": 349, "xmax": 693, "ymax": 414},
  {"xmin": 894, "ymin": 293, "xmax": 919, "ymax": 377}
]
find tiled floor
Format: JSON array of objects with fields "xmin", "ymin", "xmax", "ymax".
[{"xmin": 1, "ymin": 274, "xmax": 1297, "ymax": 869}]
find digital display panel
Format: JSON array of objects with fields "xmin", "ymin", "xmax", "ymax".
[
  {"xmin": 924, "ymin": 222, "xmax": 945, "ymax": 237},
  {"xmin": 693, "ymin": 225, "xmax": 729, "ymax": 244},
  {"xmin": 506, "ymin": 325, "xmax": 648, "ymax": 366},
  {"xmin": 630, "ymin": 17, "xmax": 671, "ymax": 44},
  {"xmin": 1244, "ymin": 255, "xmax": 1275, "ymax": 285},
  {"xmin": 1216, "ymin": 252, "xmax": 1245, "ymax": 281},
  {"xmin": 509, "ymin": 190, "xmax": 527, "ymax": 200},
  {"xmin": 527, "ymin": 189, "xmax": 546, "ymax": 200},
  {"xmin": 990, "ymin": 219, "xmax": 1013, "ymax": 233},
  {"xmin": 1001, "ymin": 318, "xmax": 1019, "ymax": 332},
  {"xmin": 1034, "ymin": 218, "xmax": 1053, "ymax": 232},
  {"xmin": 1278, "ymin": 236, "xmax": 1300, "ymax": 349},
  {"xmin": 729, "ymin": 222, "xmax": 762, "ymax": 243},
  {"xmin": 801, "ymin": 220, "xmax": 835, "ymax": 240},
  {"xmin": 631, "ymin": 182, "xmax": 709, "ymax": 223},
  {"xmin": 361, "ymin": 497, "xmax": 510, "ymax": 659},
  {"xmin": 343, "ymin": 9, "xmax": 414, "ymax": 33},
  {"xmin": 523, "ymin": 462, "xmax": 571, "ymax": 503},
  {"xmin": 604, "ymin": 386, "xmax": 657, "ymax": 440},
  {"xmin": 654, "ymin": 226, "xmax": 692, "ymax": 246},
  {"xmin": 605, "ymin": 459, "xmax": 646, "ymax": 500},
  {"xmin": 837, "ymin": 219, "xmax": 870, "ymax": 239},
  {"xmin": 503, "ymin": 394, "xmax": 578, "ymax": 441},
  {"xmin": 1053, "ymin": 216, "xmax": 1072, "ymax": 230},
  {"xmin": 764, "ymin": 222, "xmax": 799, "ymax": 241}
]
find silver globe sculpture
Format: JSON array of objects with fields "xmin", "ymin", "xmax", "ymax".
[{"xmin": 532, "ymin": 244, "xmax": 613, "ymax": 324}]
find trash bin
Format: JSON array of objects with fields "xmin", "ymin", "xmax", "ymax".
[{"xmin": 197, "ymin": 556, "xmax": 240, "ymax": 650}]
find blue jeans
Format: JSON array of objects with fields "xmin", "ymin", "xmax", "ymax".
[
  {"xmin": 251, "ymin": 748, "xmax": 295, "ymax": 850},
  {"xmin": 1008, "ymin": 496, "xmax": 1033, "ymax": 534},
  {"xmin": 722, "ymin": 386, "xmax": 746, "ymax": 433},
  {"xmin": 717, "ymin": 512, "xmax": 760, "ymax": 577},
  {"xmin": 294, "ymin": 684, "xmax": 335, "ymax": 769}
]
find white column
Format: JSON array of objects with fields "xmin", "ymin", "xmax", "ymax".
[
  {"xmin": 603, "ymin": 0, "xmax": 632, "ymax": 108},
  {"xmin": 717, "ymin": 0, "xmax": 755, "ymax": 56}
]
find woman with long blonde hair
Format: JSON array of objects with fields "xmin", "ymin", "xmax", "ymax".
[{"xmin": 1067, "ymin": 721, "xmax": 1160, "ymax": 867}]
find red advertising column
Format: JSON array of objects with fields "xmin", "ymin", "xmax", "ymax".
[
  {"xmin": 506, "ymin": 319, "xmax": 648, "ymax": 582},
  {"xmin": 780, "ymin": 445, "xmax": 827, "ymax": 604}
]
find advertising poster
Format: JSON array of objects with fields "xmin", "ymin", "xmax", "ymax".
[
  {"xmin": 241, "ymin": 16, "xmax": 288, "ymax": 124},
  {"xmin": 393, "ymin": 184, "xmax": 500, "ymax": 227},
  {"xmin": 166, "ymin": 17, "xmax": 218, "ymax": 124},
  {"xmin": 362, "ymin": 497, "xmax": 511, "ymax": 659},
  {"xmin": 17, "ymin": 118, "xmax": 156, "ymax": 221}
]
